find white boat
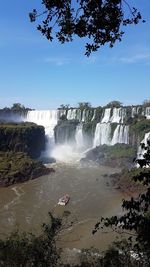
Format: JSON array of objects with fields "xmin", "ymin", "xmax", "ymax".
[{"xmin": 58, "ymin": 194, "xmax": 70, "ymax": 206}]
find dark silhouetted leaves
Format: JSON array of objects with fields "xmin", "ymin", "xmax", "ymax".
[{"xmin": 29, "ymin": 0, "xmax": 143, "ymax": 55}]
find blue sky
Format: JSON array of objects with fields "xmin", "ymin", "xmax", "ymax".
[{"xmin": 0, "ymin": 0, "xmax": 150, "ymax": 109}]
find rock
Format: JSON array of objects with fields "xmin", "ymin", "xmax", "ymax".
[
  {"xmin": 0, "ymin": 152, "xmax": 55, "ymax": 187},
  {"xmin": 0, "ymin": 122, "xmax": 45, "ymax": 158}
]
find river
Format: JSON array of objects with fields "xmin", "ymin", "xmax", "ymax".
[{"xmin": 0, "ymin": 163, "xmax": 124, "ymax": 250}]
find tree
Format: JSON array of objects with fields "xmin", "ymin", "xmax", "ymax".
[
  {"xmin": 29, "ymin": 0, "xmax": 144, "ymax": 56},
  {"xmin": 78, "ymin": 102, "xmax": 91, "ymax": 109},
  {"xmin": 0, "ymin": 213, "xmax": 61, "ymax": 267},
  {"xmin": 93, "ymin": 138, "xmax": 150, "ymax": 264},
  {"xmin": 11, "ymin": 103, "xmax": 26, "ymax": 111},
  {"xmin": 59, "ymin": 104, "xmax": 70, "ymax": 109},
  {"xmin": 143, "ymin": 100, "xmax": 150, "ymax": 107},
  {"xmin": 105, "ymin": 100, "xmax": 122, "ymax": 108}
]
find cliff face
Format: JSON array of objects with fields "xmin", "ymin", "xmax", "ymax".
[
  {"xmin": 54, "ymin": 119, "xmax": 79, "ymax": 144},
  {"xmin": 129, "ymin": 119, "xmax": 150, "ymax": 147},
  {"xmin": 0, "ymin": 122, "xmax": 45, "ymax": 158},
  {"xmin": 0, "ymin": 122, "xmax": 54, "ymax": 187},
  {"xmin": 55, "ymin": 106, "xmax": 150, "ymax": 149}
]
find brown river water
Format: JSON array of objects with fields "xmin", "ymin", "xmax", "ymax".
[{"xmin": 0, "ymin": 163, "xmax": 125, "ymax": 250}]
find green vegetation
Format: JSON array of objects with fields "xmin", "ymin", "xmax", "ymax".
[
  {"xmin": 0, "ymin": 122, "xmax": 45, "ymax": 158},
  {"xmin": 94, "ymin": 142, "xmax": 150, "ymax": 265},
  {"xmin": 94, "ymin": 106, "xmax": 103, "ymax": 122},
  {"xmin": 78, "ymin": 102, "xmax": 92, "ymax": 110},
  {"xmin": 11, "ymin": 103, "xmax": 26, "ymax": 111},
  {"xmin": 0, "ymin": 213, "xmax": 61, "ymax": 267},
  {"xmin": 0, "ymin": 121, "xmax": 53, "ymax": 187},
  {"xmin": 58, "ymin": 104, "xmax": 70, "ymax": 110},
  {"xmin": 2, "ymin": 103, "xmax": 31, "ymax": 112},
  {"xmin": 100, "ymin": 144, "xmax": 136, "ymax": 159},
  {"xmin": 110, "ymin": 123, "xmax": 118, "ymax": 139},
  {"xmin": 82, "ymin": 144, "xmax": 137, "ymax": 168},
  {"xmin": 105, "ymin": 101, "xmax": 122, "ymax": 108},
  {"xmin": 83, "ymin": 121, "xmax": 97, "ymax": 137},
  {"xmin": 143, "ymin": 100, "xmax": 150, "ymax": 107},
  {"xmin": 0, "ymin": 152, "xmax": 53, "ymax": 187},
  {"xmin": 130, "ymin": 119, "xmax": 150, "ymax": 143}
]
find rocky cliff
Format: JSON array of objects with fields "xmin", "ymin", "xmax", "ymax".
[
  {"xmin": 0, "ymin": 152, "xmax": 54, "ymax": 187},
  {"xmin": 0, "ymin": 122, "xmax": 45, "ymax": 158}
]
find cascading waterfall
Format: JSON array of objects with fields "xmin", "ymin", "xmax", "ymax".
[
  {"xmin": 26, "ymin": 110, "xmax": 58, "ymax": 137},
  {"xmin": 93, "ymin": 107, "xmax": 129, "ymax": 147},
  {"xmin": 131, "ymin": 106, "xmax": 140, "ymax": 118},
  {"xmin": 101, "ymin": 108, "xmax": 111, "ymax": 123},
  {"xmin": 75, "ymin": 124, "xmax": 84, "ymax": 150},
  {"xmin": 93, "ymin": 123, "xmax": 112, "ymax": 147},
  {"xmin": 22, "ymin": 105, "xmax": 150, "ymax": 161},
  {"xmin": 111, "ymin": 125, "xmax": 129, "ymax": 145},
  {"xmin": 137, "ymin": 132, "xmax": 150, "ymax": 158},
  {"xmin": 110, "ymin": 108, "xmax": 121, "ymax": 123},
  {"xmin": 67, "ymin": 109, "xmax": 77, "ymax": 120},
  {"xmin": 145, "ymin": 107, "xmax": 150, "ymax": 119},
  {"xmin": 101, "ymin": 108, "xmax": 126, "ymax": 124},
  {"xmin": 110, "ymin": 108, "xmax": 126, "ymax": 123},
  {"xmin": 25, "ymin": 110, "xmax": 59, "ymax": 156},
  {"xmin": 93, "ymin": 123, "xmax": 129, "ymax": 147},
  {"xmin": 92, "ymin": 109, "xmax": 96, "ymax": 121},
  {"xmin": 59, "ymin": 109, "xmax": 67, "ymax": 118}
]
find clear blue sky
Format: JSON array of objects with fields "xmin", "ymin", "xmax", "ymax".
[{"xmin": 0, "ymin": 0, "xmax": 150, "ymax": 109}]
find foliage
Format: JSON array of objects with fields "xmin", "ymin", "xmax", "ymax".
[
  {"xmin": 110, "ymin": 123, "xmax": 118, "ymax": 139},
  {"xmin": 59, "ymin": 104, "xmax": 70, "ymax": 109},
  {"xmin": 11, "ymin": 103, "xmax": 26, "ymax": 111},
  {"xmin": 130, "ymin": 119, "xmax": 150, "ymax": 141},
  {"xmin": 0, "ymin": 152, "xmax": 52, "ymax": 187},
  {"xmin": 83, "ymin": 121, "xmax": 97, "ymax": 136},
  {"xmin": 59, "ymin": 114, "xmax": 68, "ymax": 121},
  {"xmin": 78, "ymin": 102, "xmax": 92, "ymax": 110},
  {"xmin": 0, "ymin": 122, "xmax": 45, "ymax": 158},
  {"xmin": 94, "ymin": 106, "xmax": 103, "ymax": 122},
  {"xmin": 0, "ymin": 103, "xmax": 32, "ymax": 113},
  {"xmin": 105, "ymin": 101, "xmax": 122, "ymax": 108},
  {"xmin": 0, "ymin": 213, "xmax": 61, "ymax": 267},
  {"xmin": 29, "ymin": 0, "xmax": 143, "ymax": 56},
  {"xmin": 142, "ymin": 100, "xmax": 150, "ymax": 107},
  {"xmin": 99, "ymin": 143, "xmax": 136, "ymax": 158},
  {"xmin": 94, "ymin": 139, "xmax": 150, "ymax": 264}
]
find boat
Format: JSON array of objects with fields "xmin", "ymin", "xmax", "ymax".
[{"xmin": 58, "ymin": 194, "xmax": 70, "ymax": 206}]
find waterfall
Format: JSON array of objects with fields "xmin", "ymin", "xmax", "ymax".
[
  {"xmin": 67, "ymin": 109, "xmax": 77, "ymax": 120},
  {"xmin": 22, "ymin": 105, "xmax": 149, "ymax": 161},
  {"xmin": 145, "ymin": 107, "xmax": 150, "ymax": 119},
  {"xmin": 137, "ymin": 132, "xmax": 150, "ymax": 158},
  {"xmin": 111, "ymin": 125, "xmax": 129, "ymax": 145},
  {"xmin": 59, "ymin": 109, "xmax": 67, "ymax": 118},
  {"xmin": 25, "ymin": 110, "xmax": 59, "ymax": 153},
  {"xmin": 76, "ymin": 109, "xmax": 82, "ymax": 121},
  {"xmin": 101, "ymin": 108, "xmax": 126, "ymax": 124},
  {"xmin": 75, "ymin": 124, "xmax": 84, "ymax": 150},
  {"xmin": 82, "ymin": 110, "xmax": 86, "ymax": 122},
  {"xmin": 110, "ymin": 108, "xmax": 126, "ymax": 123},
  {"xmin": 93, "ymin": 123, "xmax": 129, "ymax": 147},
  {"xmin": 93, "ymin": 123, "xmax": 111, "ymax": 147},
  {"xmin": 92, "ymin": 109, "xmax": 96, "ymax": 121},
  {"xmin": 110, "ymin": 108, "xmax": 121, "ymax": 123},
  {"xmin": 81, "ymin": 109, "xmax": 89, "ymax": 122},
  {"xmin": 101, "ymin": 108, "xmax": 111, "ymax": 123},
  {"xmin": 131, "ymin": 106, "xmax": 140, "ymax": 118}
]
